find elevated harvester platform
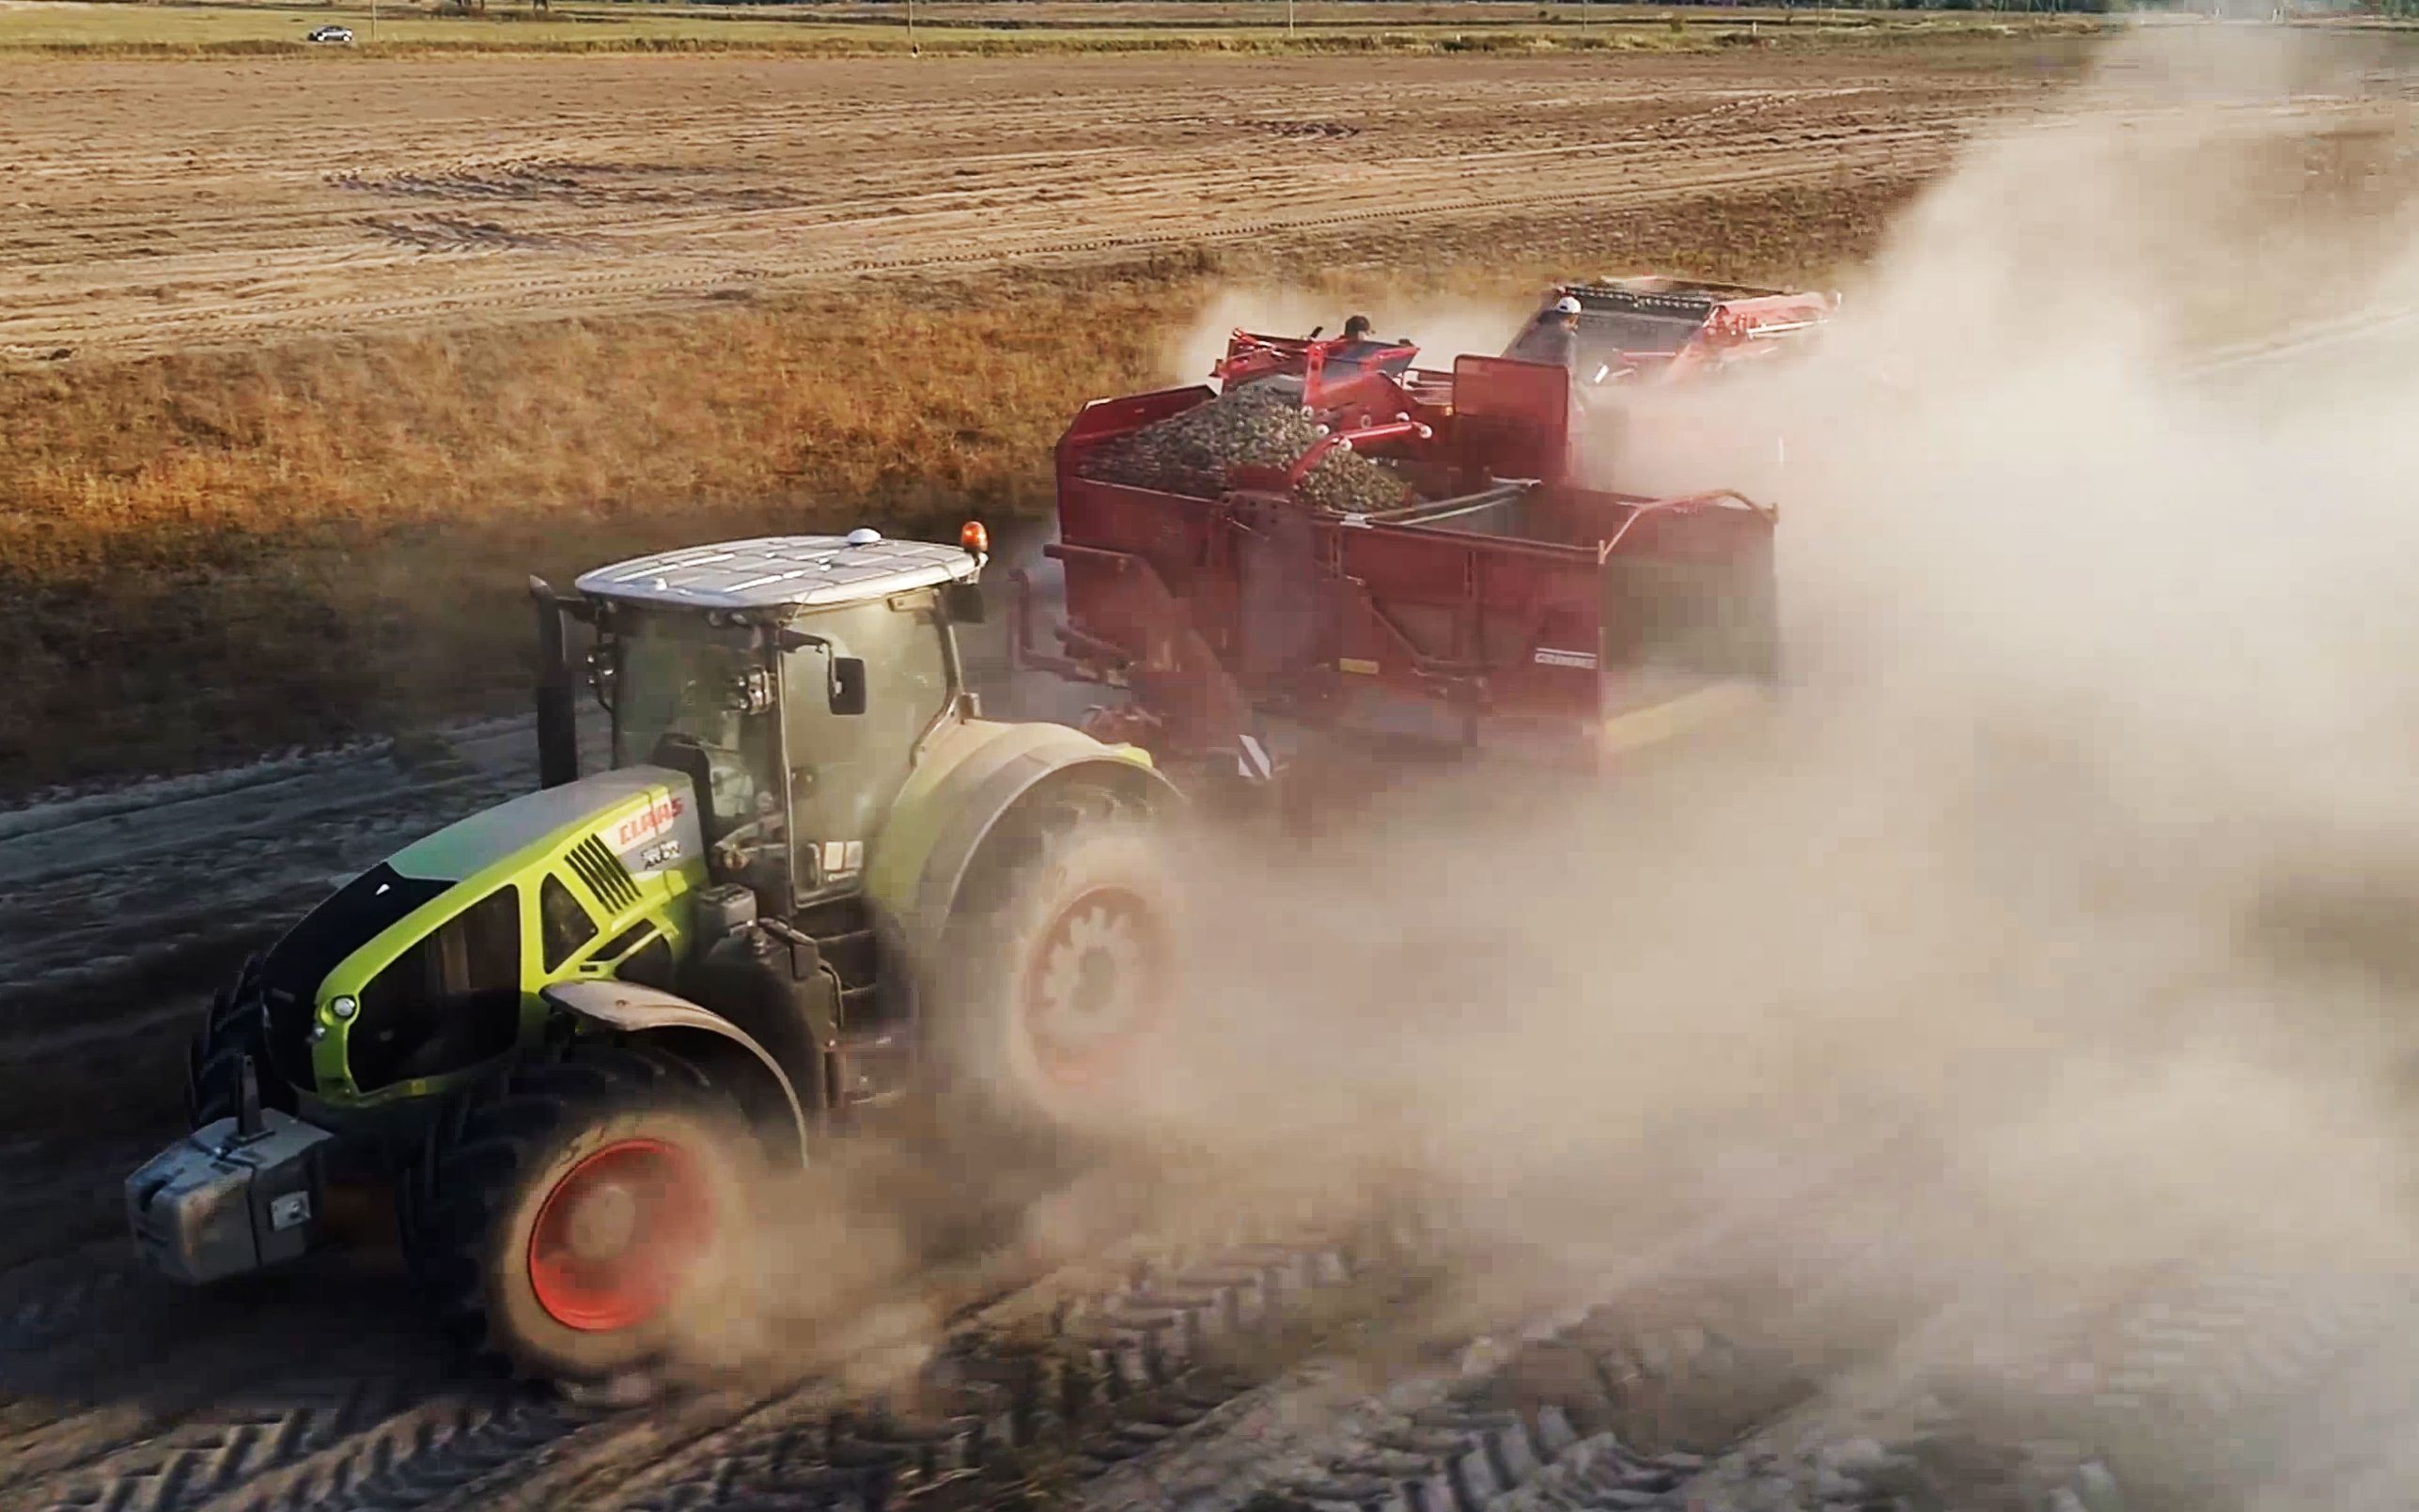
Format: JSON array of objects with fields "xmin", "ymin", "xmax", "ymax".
[{"xmin": 1506, "ymin": 276, "xmax": 1839, "ymax": 389}]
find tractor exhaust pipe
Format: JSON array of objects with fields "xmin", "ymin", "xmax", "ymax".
[{"xmin": 529, "ymin": 576, "xmax": 579, "ymax": 790}]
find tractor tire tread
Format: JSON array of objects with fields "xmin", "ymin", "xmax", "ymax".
[
  {"xmin": 398, "ymin": 1039, "xmax": 731, "ymax": 1379},
  {"xmin": 185, "ymin": 966, "xmax": 293, "ymax": 1129}
]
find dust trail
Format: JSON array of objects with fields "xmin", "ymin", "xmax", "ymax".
[{"xmin": 1095, "ymin": 23, "xmax": 2419, "ymax": 1501}]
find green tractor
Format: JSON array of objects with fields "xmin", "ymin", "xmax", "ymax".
[{"xmin": 126, "ymin": 526, "xmax": 1182, "ymax": 1381}]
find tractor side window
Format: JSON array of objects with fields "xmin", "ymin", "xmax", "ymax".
[
  {"xmin": 351, "ymin": 886, "xmax": 523, "ymax": 1092},
  {"xmin": 539, "ymin": 874, "xmax": 598, "ymax": 972},
  {"xmin": 781, "ymin": 597, "xmax": 953, "ymax": 885}
]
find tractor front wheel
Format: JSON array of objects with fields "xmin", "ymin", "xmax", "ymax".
[
  {"xmin": 185, "ymin": 956, "xmax": 293, "ymax": 1129},
  {"xmin": 400, "ymin": 1044, "xmax": 751, "ymax": 1384},
  {"xmin": 946, "ymin": 813, "xmax": 1178, "ymax": 1135}
]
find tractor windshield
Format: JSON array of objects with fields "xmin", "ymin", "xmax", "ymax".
[{"xmin": 603, "ymin": 611, "xmax": 777, "ymax": 841}]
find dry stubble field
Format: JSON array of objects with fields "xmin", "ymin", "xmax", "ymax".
[{"xmin": 5, "ymin": 28, "xmax": 2396, "ymax": 792}]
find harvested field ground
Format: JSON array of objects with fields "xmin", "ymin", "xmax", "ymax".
[
  {"xmin": 0, "ymin": 47, "xmax": 2099, "ymax": 362},
  {"xmin": 0, "ymin": 0, "xmax": 2102, "ymax": 55}
]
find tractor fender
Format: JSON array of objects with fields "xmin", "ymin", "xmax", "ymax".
[
  {"xmin": 866, "ymin": 719, "xmax": 1179, "ymax": 970},
  {"xmin": 538, "ymin": 979, "xmax": 810, "ymax": 1165}
]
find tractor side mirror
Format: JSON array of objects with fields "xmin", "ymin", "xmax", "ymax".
[
  {"xmin": 941, "ymin": 580, "xmax": 987, "ymax": 626},
  {"xmin": 830, "ymin": 657, "xmax": 868, "ymax": 716}
]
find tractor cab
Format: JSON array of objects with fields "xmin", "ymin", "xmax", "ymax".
[{"xmin": 559, "ymin": 528, "xmax": 990, "ymax": 922}]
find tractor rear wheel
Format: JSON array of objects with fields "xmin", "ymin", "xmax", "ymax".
[
  {"xmin": 944, "ymin": 811, "xmax": 1178, "ymax": 1135},
  {"xmin": 399, "ymin": 1042, "xmax": 752, "ymax": 1384}
]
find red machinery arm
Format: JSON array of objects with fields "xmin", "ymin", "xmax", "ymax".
[
  {"xmin": 1280, "ymin": 418, "xmax": 1434, "ymax": 486},
  {"xmin": 1218, "ymin": 417, "xmax": 1433, "ymax": 497},
  {"xmin": 1594, "ymin": 490, "xmax": 1777, "ymax": 562}
]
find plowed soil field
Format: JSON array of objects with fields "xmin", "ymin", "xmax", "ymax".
[{"xmin": 0, "ymin": 46, "xmax": 2084, "ymax": 361}]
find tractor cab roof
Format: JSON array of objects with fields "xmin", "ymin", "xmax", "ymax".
[{"xmin": 576, "ymin": 532, "xmax": 979, "ymax": 616}]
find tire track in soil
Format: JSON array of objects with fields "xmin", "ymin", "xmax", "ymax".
[
  {"xmin": 1059, "ymin": 1125, "xmax": 1950, "ymax": 1512},
  {"xmin": 3, "ymin": 1190, "xmax": 1435, "ymax": 1512},
  {"xmin": 0, "ymin": 1269, "xmax": 460, "ymax": 1507},
  {"xmin": 1058, "ymin": 1169, "xmax": 2419, "ymax": 1512},
  {"xmin": 22, "ymin": 1375, "xmax": 464, "ymax": 1512},
  {"xmin": 1612, "ymin": 1266, "xmax": 2419, "ymax": 1511},
  {"xmin": 417, "ymin": 1200, "xmax": 1444, "ymax": 1512}
]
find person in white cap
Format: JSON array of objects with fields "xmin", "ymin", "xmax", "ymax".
[{"xmin": 1534, "ymin": 294, "xmax": 1584, "ymax": 375}]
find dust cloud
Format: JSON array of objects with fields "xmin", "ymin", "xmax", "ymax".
[
  {"xmin": 1112, "ymin": 22, "xmax": 2419, "ymax": 1498},
  {"xmin": 658, "ymin": 1097, "xmax": 1418, "ymax": 1394},
  {"xmin": 657, "ymin": 24, "xmax": 2419, "ymax": 1491}
]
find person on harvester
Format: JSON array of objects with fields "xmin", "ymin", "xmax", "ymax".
[
  {"xmin": 1533, "ymin": 295, "xmax": 1584, "ymax": 374},
  {"xmin": 1325, "ymin": 314, "xmax": 1397, "ymax": 380}
]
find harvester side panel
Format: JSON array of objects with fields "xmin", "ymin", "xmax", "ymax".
[
  {"xmin": 1056, "ymin": 388, "xmax": 1238, "ymax": 661},
  {"xmin": 1327, "ymin": 522, "xmax": 1605, "ymax": 721},
  {"xmin": 1569, "ymin": 489, "xmax": 1781, "ymax": 683},
  {"xmin": 1446, "ymin": 355, "xmax": 1571, "ymax": 483},
  {"xmin": 1230, "ymin": 496, "xmax": 1330, "ymax": 690}
]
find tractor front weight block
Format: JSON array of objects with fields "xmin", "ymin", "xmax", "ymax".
[{"xmin": 126, "ymin": 1109, "xmax": 336, "ymax": 1285}]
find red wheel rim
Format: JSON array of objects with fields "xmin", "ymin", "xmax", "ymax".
[
  {"xmin": 1021, "ymin": 885, "xmax": 1171, "ymax": 1091},
  {"xmin": 526, "ymin": 1137, "xmax": 712, "ymax": 1333}
]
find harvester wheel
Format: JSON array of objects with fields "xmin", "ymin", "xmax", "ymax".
[
  {"xmin": 944, "ymin": 810, "xmax": 1178, "ymax": 1135},
  {"xmin": 399, "ymin": 1042, "xmax": 753, "ymax": 1383},
  {"xmin": 184, "ymin": 958, "xmax": 293, "ymax": 1129}
]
